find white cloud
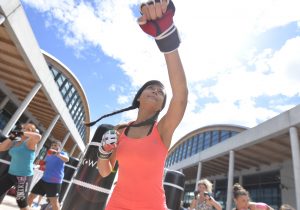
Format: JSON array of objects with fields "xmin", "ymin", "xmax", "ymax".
[
  {"xmin": 21, "ymin": 0, "xmax": 300, "ymax": 144},
  {"xmin": 117, "ymin": 95, "xmax": 129, "ymax": 105}
]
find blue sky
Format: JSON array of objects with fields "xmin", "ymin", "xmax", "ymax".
[{"xmin": 20, "ymin": 0, "xmax": 300, "ymax": 144}]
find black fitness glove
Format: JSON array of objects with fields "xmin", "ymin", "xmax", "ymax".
[{"xmin": 8, "ymin": 130, "xmax": 24, "ymax": 141}]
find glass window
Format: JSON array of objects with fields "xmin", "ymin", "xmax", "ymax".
[
  {"xmin": 191, "ymin": 135, "xmax": 198, "ymax": 155},
  {"xmin": 211, "ymin": 130, "xmax": 219, "ymax": 145},
  {"xmin": 174, "ymin": 148, "xmax": 179, "ymax": 163},
  {"xmin": 182, "ymin": 141, "xmax": 187, "ymax": 159},
  {"xmin": 178, "ymin": 144, "xmax": 183, "ymax": 161},
  {"xmin": 231, "ymin": 131, "xmax": 239, "ymax": 137},
  {"xmin": 65, "ymin": 87, "xmax": 75, "ymax": 104},
  {"xmin": 50, "ymin": 67, "xmax": 59, "ymax": 77},
  {"xmin": 203, "ymin": 131, "xmax": 211, "ymax": 149},
  {"xmin": 171, "ymin": 152, "xmax": 175, "ymax": 165},
  {"xmin": 68, "ymin": 95, "xmax": 77, "ymax": 110},
  {"xmin": 61, "ymin": 81, "xmax": 70, "ymax": 96},
  {"xmin": 220, "ymin": 130, "xmax": 231, "ymax": 142},
  {"xmin": 186, "ymin": 138, "xmax": 192, "ymax": 158},
  {"xmin": 243, "ymin": 171, "xmax": 281, "ymax": 209},
  {"xmin": 56, "ymin": 75, "xmax": 65, "ymax": 87},
  {"xmin": 197, "ymin": 133, "xmax": 204, "ymax": 152}
]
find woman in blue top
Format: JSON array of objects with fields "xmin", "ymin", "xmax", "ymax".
[{"xmin": 0, "ymin": 123, "xmax": 41, "ymax": 210}]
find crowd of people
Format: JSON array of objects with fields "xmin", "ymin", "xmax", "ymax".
[
  {"xmin": 181, "ymin": 179, "xmax": 295, "ymax": 210},
  {"xmin": 0, "ymin": 123, "xmax": 69, "ymax": 210}
]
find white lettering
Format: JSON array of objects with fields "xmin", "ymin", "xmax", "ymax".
[{"xmin": 81, "ymin": 158, "xmax": 97, "ymax": 168}]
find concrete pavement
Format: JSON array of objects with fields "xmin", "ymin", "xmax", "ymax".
[
  {"xmin": 0, "ymin": 195, "xmax": 47, "ymax": 210},
  {"xmin": 1, "ymin": 195, "xmax": 19, "ymax": 210}
]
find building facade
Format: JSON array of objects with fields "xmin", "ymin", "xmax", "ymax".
[
  {"xmin": 167, "ymin": 106, "xmax": 300, "ymax": 209},
  {"xmin": 0, "ymin": 0, "xmax": 90, "ymax": 159}
]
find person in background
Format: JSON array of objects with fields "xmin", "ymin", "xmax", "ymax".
[
  {"xmin": 232, "ymin": 183, "xmax": 274, "ymax": 210},
  {"xmin": 85, "ymin": 0, "xmax": 188, "ymax": 209},
  {"xmin": 28, "ymin": 140, "xmax": 69, "ymax": 210},
  {"xmin": 0, "ymin": 123, "xmax": 41, "ymax": 210},
  {"xmin": 190, "ymin": 179, "xmax": 222, "ymax": 210},
  {"xmin": 31, "ymin": 159, "xmax": 46, "ymax": 208},
  {"xmin": 279, "ymin": 204, "xmax": 295, "ymax": 210}
]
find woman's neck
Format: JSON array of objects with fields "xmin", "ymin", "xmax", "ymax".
[{"xmin": 135, "ymin": 111, "xmax": 156, "ymax": 124}]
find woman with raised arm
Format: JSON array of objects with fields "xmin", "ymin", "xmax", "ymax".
[
  {"xmin": 84, "ymin": 1, "xmax": 188, "ymax": 209},
  {"xmin": 0, "ymin": 123, "xmax": 41, "ymax": 210}
]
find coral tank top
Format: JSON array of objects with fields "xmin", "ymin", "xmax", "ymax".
[{"xmin": 105, "ymin": 123, "xmax": 168, "ymax": 210}]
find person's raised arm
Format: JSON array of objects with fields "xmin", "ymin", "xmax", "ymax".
[
  {"xmin": 0, "ymin": 138, "xmax": 13, "ymax": 151},
  {"xmin": 57, "ymin": 151, "xmax": 69, "ymax": 162},
  {"xmin": 138, "ymin": 0, "xmax": 188, "ymax": 148},
  {"xmin": 26, "ymin": 131, "xmax": 42, "ymax": 150},
  {"xmin": 0, "ymin": 131, "xmax": 20, "ymax": 151},
  {"xmin": 160, "ymin": 51, "xmax": 188, "ymax": 148}
]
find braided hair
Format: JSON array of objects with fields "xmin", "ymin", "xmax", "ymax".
[{"xmin": 84, "ymin": 80, "xmax": 167, "ymax": 128}]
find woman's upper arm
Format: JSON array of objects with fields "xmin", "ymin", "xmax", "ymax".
[
  {"xmin": 159, "ymin": 50, "xmax": 188, "ymax": 147},
  {"xmin": 0, "ymin": 139, "xmax": 13, "ymax": 151}
]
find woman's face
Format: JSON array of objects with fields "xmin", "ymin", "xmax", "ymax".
[
  {"xmin": 234, "ymin": 195, "xmax": 249, "ymax": 210},
  {"xmin": 50, "ymin": 142, "xmax": 61, "ymax": 151},
  {"xmin": 22, "ymin": 123, "xmax": 36, "ymax": 132},
  {"xmin": 139, "ymin": 84, "xmax": 165, "ymax": 109},
  {"xmin": 198, "ymin": 184, "xmax": 207, "ymax": 194}
]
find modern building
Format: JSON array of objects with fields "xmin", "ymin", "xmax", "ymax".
[
  {"xmin": 166, "ymin": 106, "xmax": 300, "ymax": 209},
  {"xmin": 0, "ymin": 0, "xmax": 90, "ymax": 160}
]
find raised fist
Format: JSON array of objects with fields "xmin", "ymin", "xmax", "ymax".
[{"xmin": 138, "ymin": 0, "xmax": 180, "ymax": 53}]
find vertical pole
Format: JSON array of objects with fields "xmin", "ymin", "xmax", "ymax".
[
  {"xmin": 195, "ymin": 161, "xmax": 202, "ymax": 190},
  {"xmin": 36, "ymin": 114, "xmax": 60, "ymax": 156},
  {"xmin": 226, "ymin": 150, "xmax": 234, "ymax": 210},
  {"xmin": 69, "ymin": 144, "xmax": 77, "ymax": 156},
  {"xmin": 61, "ymin": 132, "xmax": 71, "ymax": 148},
  {"xmin": 289, "ymin": 127, "xmax": 300, "ymax": 210}
]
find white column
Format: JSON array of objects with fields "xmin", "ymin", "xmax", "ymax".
[
  {"xmin": 239, "ymin": 175, "xmax": 242, "ymax": 185},
  {"xmin": 289, "ymin": 127, "xmax": 300, "ymax": 210},
  {"xmin": 226, "ymin": 150, "xmax": 235, "ymax": 210},
  {"xmin": 69, "ymin": 144, "xmax": 77, "ymax": 156},
  {"xmin": 0, "ymin": 96, "xmax": 9, "ymax": 111},
  {"xmin": 195, "ymin": 162, "xmax": 202, "ymax": 190},
  {"xmin": 36, "ymin": 114, "xmax": 60, "ymax": 156},
  {"xmin": 2, "ymin": 82, "xmax": 42, "ymax": 135},
  {"xmin": 61, "ymin": 132, "xmax": 71, "ymax": 148},
  {"xmin": 0, "ymin": 13, "xmax": 5, "ymax": 25}
]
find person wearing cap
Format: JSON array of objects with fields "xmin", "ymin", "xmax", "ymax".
[
  {"xmin": 0, "ymin": 123, "xmax": 41, "ymax": 210},
  {"xmin": 84, "ymin": 0, "xmax": 188, "ymax": 209}
]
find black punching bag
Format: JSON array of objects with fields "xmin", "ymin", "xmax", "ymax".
[
  {"xmin": 163, "ymin": 169, "xmax": 185, "ymax": 210},
  {"xmin": 62, "ymin": 124, "xmax": 118, "ymax": 210},
  {"xmin": 59, "ymin": 157, "xmax": 80, "ymax": 202},
  {"xmin": 0, "ymin": 131, "xmax": 10, "ymax": 176}
]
